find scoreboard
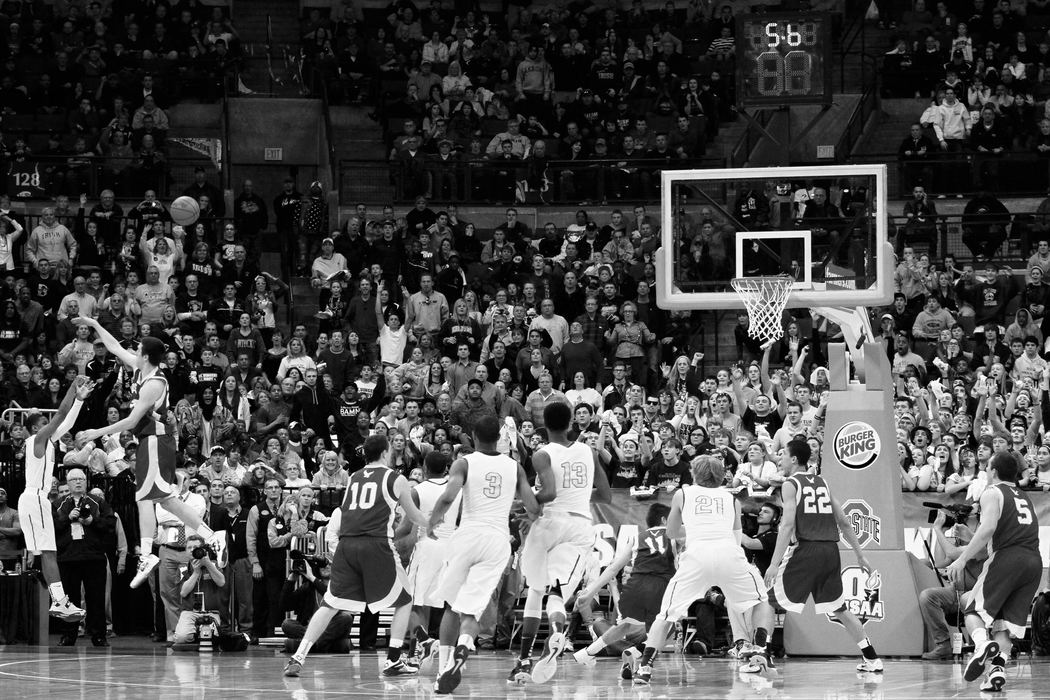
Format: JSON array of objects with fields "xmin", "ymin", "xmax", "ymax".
[{"xmin": 735, "ymin": 12, "xmax": 833, "ymax": 106}]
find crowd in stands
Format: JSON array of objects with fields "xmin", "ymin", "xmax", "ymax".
[
  {"xmin": 3, "ymin": 0, "xmax": 1050, "ymax": 652},
  {"xmin": 885, "ymin": 0, "xmax": 1050, "ymax": 193},
  {"xmin": 300, "ymin": 0, "xmax": 741, "ymax": 202},
  {"xmin": 0, "ymin": 0, "xmax": 244, "ymax": 201}
]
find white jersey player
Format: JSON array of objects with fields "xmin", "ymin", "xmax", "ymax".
[
  {"xmin": 512, "ymin": 402, "xmax": 612, "ymax": 685},
  {"xmin": 399, "ymin": 452, "xmax": 462, "ymax": 669},
  {"xmin": 19, "ymin": 376, "xmax": 95, "ymax": 621},
  {"xmin": 632, "ymin": 455, "xmax": 773, "ymax": 686},
  {"xmin": 427, "ymin": 415, "xmax": 539, "ymax": 695}
]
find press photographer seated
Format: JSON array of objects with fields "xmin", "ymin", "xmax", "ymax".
[
  {"xmin": 280, "ymin": 551, "xmax": 353, "ymax": 654},
  {"xmin": 172, "ymin": 534, "xmax": 227, "ymax": 647}
]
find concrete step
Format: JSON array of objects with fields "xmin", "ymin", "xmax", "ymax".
[{"xmin": 167, "ymin": 103, "xmax": 222, "ymax": 138}]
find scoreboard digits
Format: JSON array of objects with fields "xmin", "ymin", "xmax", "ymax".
[{"xmin": 736, "ymin": 13, "xmax": 832, "ymax": 106}]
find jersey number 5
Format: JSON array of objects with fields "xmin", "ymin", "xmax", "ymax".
[
  {"xmin": 344, "ymin": 481, "xmax": 377, "ymax": 510},
  {"xmin": 801, "ymin": 485, "xmax": 832, "ymax": 514},
  {"xmin": 1015, "ymin": 498, "xmax": 1033, "ymax": 525}
]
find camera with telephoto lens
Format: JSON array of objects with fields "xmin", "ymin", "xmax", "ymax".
[
  {"xmin": 289, "ymin": 549, "xmax": 326, "ymax": 574},
  {"xmin": 191, "ymin": 543, "xmax": 218, "ymax": 561},
  {"xmin": 924, "ymin": 502, "xmax": 974, "ymax": 528}
]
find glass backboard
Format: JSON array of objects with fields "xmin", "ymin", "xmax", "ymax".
[{"xmin": 655, "ymin": 164, "xmax": 892, "ymax": 311}]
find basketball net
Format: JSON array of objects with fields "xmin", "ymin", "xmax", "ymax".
[{"xmin": 731, "ymin": 276, "xmax": 793, "ymax": 344}]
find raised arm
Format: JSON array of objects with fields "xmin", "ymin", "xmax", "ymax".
[{"xmin": 74, "ymin": 316, "xmax": 137, "ymax": 367}]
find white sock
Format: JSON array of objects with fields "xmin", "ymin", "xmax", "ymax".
[
  {"xmin": 439, "ymin": 644, "xmax": 453, "ymax": 671},
  {"xmin": 585, "ymin": 638, "xmax": 608, "ymax": 656},
  {"xmin": 139, "ymin": 537, "xmax": 153, "ymax": 554},
  {"xmin": 293, "ymin": 638, "xmax": 314, "ymax": 663},
  {"xmin": 546, "ymin": 596, "xmax": 565, "ymax": 634},
  {"xmin": 457, "ymin": 634, "xmax": 475, "ymax": 651},
  {"xmin": 971, "ymin": 628, "xmax": 989, "ymax": 646},
  {"xmin": 48, "ymin": 582, "xmax": 67, "ymax": 604}
]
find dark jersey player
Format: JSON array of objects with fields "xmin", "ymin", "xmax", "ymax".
[
  {"xmin": 947, "ymin": 451, "xmax": 1042, "ymax": 693},
  {"xmin": 571, "ymin": 503, "xmax": 675, "ymax": 680},
  {"xmin": 74, "ymin": 316, "xmax": 225, "ymax": 589},
  {"xmin": 283, "ymin": 434, "xmax": 428, "ymax": 679},
  {"xmin": 757, "ymin": 440, "xmax": 883, "ymax": 676}
]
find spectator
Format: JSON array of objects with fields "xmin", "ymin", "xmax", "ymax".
[{"xmin": 54, "ymin": 468, "xmax": 114, "ymax": 647}]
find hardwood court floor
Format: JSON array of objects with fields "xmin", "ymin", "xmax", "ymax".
[{"xmin": 1, "ymin": 643, "xmax": 1049, "ymax": 699}]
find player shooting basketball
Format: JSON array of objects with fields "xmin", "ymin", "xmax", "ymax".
[{"xmin": 73, "ymin": 316, "xmax": 225, "ymax": 588}]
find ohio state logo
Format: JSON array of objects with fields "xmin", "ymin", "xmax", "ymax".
[
  {"xmin": 833, "ymin": 421, "xmax": 880, "ymax": 469},
  {"xmin": 841, "ymin": 499, "xmax": 881, "ymax": 549}
]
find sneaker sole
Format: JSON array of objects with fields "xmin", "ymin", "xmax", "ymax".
[
  {"xmin": 965, "ymin": 642, "xmax": 999, "ymax": 682},
  {"xmin": 984, "ymin": 674, "xmax": 1005, "ymax": 692},
  {"xmin": 129, "ymin": 559, "xmax": 160, "ymax": 589},
  {"xmin": 436, "ymin": 665, "xmax": 463, "ymax": 694},
  {"xmin": 632, "ymin": 677, "xmax": 651, "ymax": 686},
  {"xmin": 283, "ymin": 666, "xmax": 301, "ymax": 678},
  {"xmin": 530, "ymin": 637, "xmax": 567, "ymax": 684}
]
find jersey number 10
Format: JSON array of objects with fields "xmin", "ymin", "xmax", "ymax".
[{"xmin": 344, "ymin": 481, "xmax": 377, "ymax": 510}]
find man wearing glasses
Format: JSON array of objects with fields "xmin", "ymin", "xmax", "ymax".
[{"xmin": 247, "ymin": 477, "xmax": 287, "ymax": 643}]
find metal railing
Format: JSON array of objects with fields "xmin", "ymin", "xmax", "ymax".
[
  {"xmin": 886, "ymin": 210, "xmax": 1035, "ymax": 262},
  {"xmin": 814, "ymin": 153, "xmax": 1050, "ymax": 199},
  {"xmin": 339, "ymin": 155, "xmax": 726, "ymax": 205},
  {"xmin": 3, "ymin": 154, "xmax": 216, "ymax": 201}
]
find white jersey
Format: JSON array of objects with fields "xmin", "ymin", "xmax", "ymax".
[
  {"xmin": 679, "ymin": 484, "xmax": 737, "ymax": 544},
  {"xmin": 459, "ymin": 451, "xmax": 518, "ymax": 536},
  {"xmin": 24, "ymin": 433, "xmax": 55, "ymax": 493},
  {"xmin": 539, "ymin": 441, "xmax": 595, "ymax": 519},
  {"xmin": 415, "ymin": 477, "xmax": 460, "ymax": 539}
]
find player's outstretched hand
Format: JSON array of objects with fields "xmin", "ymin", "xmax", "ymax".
[
  {"xmin": 763, "ymin": 566, "xmax": 778, "ymax": 590},
  {"xmin": 574, "ymin": 587, "xmax": 597, "ymax": 611},
  {"xmin": 74, "ymin": 431, "xmax": 96, "ymax": 450},
  {"xmin": 856, "ymin": 555, "xmax": 872, "ymax": 576},
  {"xmin": 74, "ymin": 377, "xmax": 96, "ymax": 400},
  {"xmin": 945, "ymin": 559, "xmax": 966, "ymax": 586}
]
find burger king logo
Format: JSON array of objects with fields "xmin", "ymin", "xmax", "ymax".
[{"xmin": 833, "ymin": 421, "xmax": 880, "ymax": 470}]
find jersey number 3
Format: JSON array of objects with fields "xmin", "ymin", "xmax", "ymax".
[
  {"xmin": 801, "ymin": 485, "xmax": 832, "ymax": 514},
  {"xmin": 484, "ymin": 472, "xmax": 502, "ymax": 498}
]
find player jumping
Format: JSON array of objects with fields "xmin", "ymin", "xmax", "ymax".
[
  {"xmin": 511, "ymin": 401, "xmax": 612, "ymax": 684},
  {"xmin": 20, "ymin": 376, "xmax": 95, "ymax": 621},
  {"xmin": 74, "ymin": 316, "xmax": 225, "ymax": 588},
  {"xmin": 947, "ymin": 451, "xmax": 1042, "ymax": 692},
  {"xmin": 761, "ymin": 440, "xmax": 883, "ymax": 675},
  {"xmin": 283, "ymin": 434, "xmax": 429, "ymax": 678},
  {"xmin": 426, "ymin": 415, "xmax": 539, "ymax": 695},
  {"xmin": 633, "ymin": 455, "xmax": 773, "ymax": 685},
  {"xmin": 571, "ymin": 502, "xmax": 673, "ymax": 680}
]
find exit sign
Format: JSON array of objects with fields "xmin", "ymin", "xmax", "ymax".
[{"xmin": 264, "ymin": 147, "xmax": 283, "ymax": 161}]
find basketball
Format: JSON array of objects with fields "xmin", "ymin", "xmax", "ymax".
[{"xmin": 170, "ymin": 196, "xmax": 200, "ymax": 226}]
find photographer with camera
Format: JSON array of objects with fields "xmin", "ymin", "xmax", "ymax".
[
  {"xmin": 53, "ymin": 468, "xmax": 115, "ymax": 647},
  {"xmin": 279, "ymin": 551, "xmax": 352, "ymax": 654},
  {"xmin": 918, "ymin": 505, "xmax": 984, "ymax": 660},
  {"xmin": 172, "ymin": 533, "xmax": 227, "ymax": 646}
]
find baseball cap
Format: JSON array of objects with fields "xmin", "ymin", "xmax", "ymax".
[
  {"xmin": 210, "ymin": 445, "xmax": 226, "ymax": 455},
  {"xmin": 881, "ymin": 313, "xmax": 893, "ymax": 321},
  {"xmin": 623, "ymin": 61, "xmax": 635, "ymax": 69}
]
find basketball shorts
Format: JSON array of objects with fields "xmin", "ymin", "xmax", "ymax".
[
  {"xmin": 408, "ymin": 537, "xmax": 451, "ymax": 608},
  {"xmin": 519, "ymin": 513, "xmax": 592, "ymax": 593},
  {"xmin": 18, "ymin": 489, "xmax": 55, "ymax": 554},
  {"xmin": 434, "ymin": 528, "xmax": 511, "ymax": 618},
  {"xmin": 964, "ymin": 546, "xmax": 1044, "ymax": 637},
  {"xmin": 618, "ymin": 573, "xmax": 671, "ymax": 628},
  {"xmin": 657, "ymin": 544, "xmax": 765, "ymax": 622},
  {"xmin": 324, "ymin": 537, "xmax": 410, "ymax": 613},
  {"xmin": 135, "ymin": 434, "xmax": 179, "ymax": 502},
  {"xmin": 769, "ymin": 540, "xmax": 844, "ymax": 615}
]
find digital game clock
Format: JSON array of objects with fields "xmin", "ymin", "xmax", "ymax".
[{"xmin": 735, "ymin": 12, "xmax": 833, "ymax": 106}]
